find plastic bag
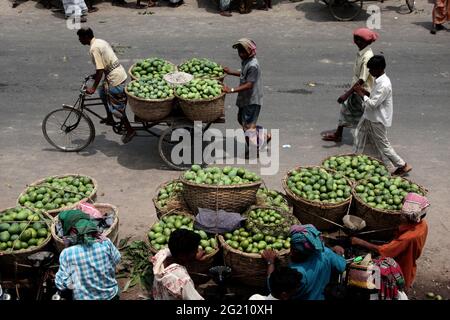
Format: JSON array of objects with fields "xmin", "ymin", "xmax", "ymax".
[
  {"xmin": 77, "ymin": 202, "xmax": 104, "ymax": 219},
  {"xmin": 194, "ymin": 208, "xmax": 246, "ymax": 234},
  {"xmin": 347, "ymin": 254, "xmax": 379, "ymax": 290}
]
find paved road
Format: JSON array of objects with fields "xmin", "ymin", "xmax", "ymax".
[{"xmin": 1, "ymin": 0, "xmax": 449, "ymax": 298}]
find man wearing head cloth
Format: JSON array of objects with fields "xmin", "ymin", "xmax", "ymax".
[
  {"xmin": 322, "ymin": 28, "xmax": 379, "ymax": 143},
  {"xmin": 262, "ymin": 224, "xmax": 346, "ymax": 300},
  {"xmin": 223, "ymin": 38, "xmax": 270, "ymax": 151},
  {"xmin": 54, "ymin": 210, "xmax": 121, "ymax": 300},
  {"xmin": 352, "ymin": 194, "xmax": 429, "ymax": 289}
]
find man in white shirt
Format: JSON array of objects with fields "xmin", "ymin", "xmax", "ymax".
[{"xmin": 352, "ymin": 55, "xmax": 412, "ymax": 176}]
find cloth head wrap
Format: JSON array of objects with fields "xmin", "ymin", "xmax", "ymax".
[
  {"xmin": 232, "ymin": 38, "xmax": 257, "ymax": 57},
  {"xmin": 353, "ymin": 28, "xmax": 379, "ymax": 42},
  {"xmin": 59, "ymin": 209, "xmax": 100, "ymax": 246},
  {"xmin": 290, "ymin": 224, "xmax": 324, "ymax": 255}
]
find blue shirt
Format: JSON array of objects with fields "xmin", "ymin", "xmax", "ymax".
[
  {"xmin": 55, "ymin": 238, "xmax": 121, "ymax": 300},
  {"xmin": 289, "ymin": 247, "xmax": 346, "ymax": 300}
]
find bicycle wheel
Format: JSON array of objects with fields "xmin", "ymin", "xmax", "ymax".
[
  {"xmin": 158, "ymin": 124, "xmax": 212, "ymax": 171},
  {"xmin": 42, "ymin": 107, "xmax": 95, "ymax": 152},
  {"xmin": 406, "ymin": 0, "xmax": 415, "ymax": 12},
  {"xmin": 329, "ymin": 0, "xmax": 363, "ymax": 21}
]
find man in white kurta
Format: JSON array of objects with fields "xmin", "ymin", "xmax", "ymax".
[{"xmin": 353, "ymin": 55, "xmax": 412, "ymax": 176}]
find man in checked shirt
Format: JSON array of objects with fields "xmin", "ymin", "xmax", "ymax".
[{"xmin": 55, "ymin": 210, "xmax": 121, "ymax": 300}]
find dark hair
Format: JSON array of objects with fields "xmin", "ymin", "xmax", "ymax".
[
  {"xmin": 269, "ymin": 267, "xmax": 302, "ymax": 297},
  {"xmin": 168, "ymin": 229, "xmax": 201, "ymax": 257},
  {"xmin": 77, "ymin": 27, "xmax": 94, "ymax": 39},
  {"xmin": 367, "ymin": 55, "xmax": 386, "ymax": 70}
]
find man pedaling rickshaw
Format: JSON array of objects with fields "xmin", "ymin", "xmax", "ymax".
[{"xmin": 77, "ymin": 27, "xmax": 136, "ymax": 144}]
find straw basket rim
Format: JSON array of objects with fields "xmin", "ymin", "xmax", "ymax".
[
  {"xmin": 0, "ymin": 206, "xmax": 53, "ymax": 256},
  {"xmin": 218, "ymin": 235, "xmax": 290, "ymax": 259},
  {"xmin": 282, "ymin": 166, "xmax": 352, "ymax": 209},
  {"xmin": 128, "ymin": 60, "xmax": 177, "ymax": 81},
  {"xmin": 174, "ymin": 90, "xmax": 226, "ymax": 104},
  {"xmin": 17, "ymin": 174, "xmax": 98, "ymax": 216},
  {"xmin": 125, "ymin": 83, "xmax": 175, "ymax": 103},
  {"xmin": 50, "ymin": 203, "xmax": 119, "ymax": 246},
  {"xmin": 352, "ymin": 177, "xmax": 428, "ymax": 216},
  {"xmin": 147, "ymin": 210, "xmax": 219, "ymax": 258},
  {"xmin": 180, "ymin": 175, "xmax": 262, "ymax": 190}
]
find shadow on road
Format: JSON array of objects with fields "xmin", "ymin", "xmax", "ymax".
[{"xmin": 66, "ymin": 133, "xmax": 175, "ymax": 171}]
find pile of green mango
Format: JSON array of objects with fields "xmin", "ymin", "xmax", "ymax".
[
  {"xmin": 178, "ymin": 58, "xmax": 225, "ymax": 79},
  {"xmin": 130, "ymin": 58, "xmax": 175, "ymax": 80},
  {"xmin": 286, "ymin": 167, "xmax": 352, "ymax": 204},
  {"xmin": 148, "ymin": 214, "xmax": 218, "ymax": 254},
  {"xmin": 224, "ymin": 225, "xmax": 291, "ymax": 255},
  {"xmin": 183, "ymin": 165, "xmax": 261, "ymax": 185},
  {"xmin": 127, "ymin": 78, "xmax": 174, "ymax": 100},
  {"xmin": 175, "ymin": 79, "xmax": 223, "ymax": 100},
  {"xmin": 0, "ymin": 207, "xmax": 50, "ymax": 252},
  {"xmin": 18, "ymin": 176, "xmax": 95, "ymax": 211},
  {"xmin": 323, "ymin": 155, "xmax": 390, "ymax": 182},
  {"xmin": 257, "ymin": 188, "xmax": 290, "ymax": 213},
  {"xmin": 354, "ymin": 176, "xmax": 424, "ymax": 211}
]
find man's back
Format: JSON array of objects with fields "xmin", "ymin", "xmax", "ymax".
[
  {"xmin": 378, "ymin": 220, "xmax": 428, "ymax": 288},
  {"xmin": 55, "ymin": 238, "xmax": 121, "ymax": 300},
  {"xmin": 290, "ymin": 247, "xmax": 346, "ymax": 300},
  {"xmin": 89, "ymin": 38, "xmax": 127, "ymax": 87}
]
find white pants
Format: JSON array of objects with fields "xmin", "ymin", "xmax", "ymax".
[
  {"xmin": 353, "ymin": 119, "xmax": 406, "ymax": 169},
  {"xmin": 62, "ymin": 0, "xmax": 88, "ymax": 17}
]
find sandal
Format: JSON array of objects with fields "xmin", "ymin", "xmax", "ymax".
[
  {"xmin": 121, "ymin": 130, "xmax": 137, "ymax": 144},
  {"xmin": 322, "ymin": 132, "xmax": 342, "ymax": 142},
  {"xmin": 392, "ymin": 163, "xmax": 412, "ymax": 176},
  {"xmin": 100, "ymin": 118, "xmax": 115, "ymax": 126}
]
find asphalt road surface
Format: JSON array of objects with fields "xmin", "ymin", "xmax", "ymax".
[{"xmin": 1, "ymin": 0, "xmax": 449, "ymax": 299}]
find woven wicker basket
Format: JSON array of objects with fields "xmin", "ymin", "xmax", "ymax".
[
  {"xmin": 176, "ymin": 92, "xmax": 225, "ymax": 123},
  {"xmin": 17, "ymin": 174, "xmax": 98, "ymax": 218},
  {"xmin": 180, "ymin": 176, "xmax": 262, "ymax": 214},
  {"xmin": 128, "ymin": 61, "xmax": 177, "ymax": 81},
  {"xmin": 321, "ymin": 153, "xmax": 390, "ymax": 186},
  {"xmin": 125, "ymin": 86, "xmax": 174, "ymax": 122},
  {"xmin": 147, "ymin": 211, "xmax": 219, "ymax": 277},
  {"xmin": 152, "ymin": 180, "xmax": 188, "ymax": 219},
  {"xmin": 282, "ymin": 166, "xmax": 352, "ymax": 231},
  {"xmin": 50, "ymin": 203, "xmax": 119, "ymax": 253},
  {"xmin": 351, "ymin": 178, "xmax": 428, "ymax": 240},
  {"xmin": 0, "ymin": 207, "xmax": 53, "ymax": 275},
  {"xmin": 218, "ymin": 235, "xmax": 290, "ymax": 288}
]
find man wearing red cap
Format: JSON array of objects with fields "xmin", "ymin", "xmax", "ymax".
[{"xmin": 322, "ymin": 28, "xmax": 379, "ymax": 143}]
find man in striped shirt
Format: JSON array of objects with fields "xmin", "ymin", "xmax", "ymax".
[{"xmin": 55, "ymin": 210, "xmax": 121, "ymax": 300}]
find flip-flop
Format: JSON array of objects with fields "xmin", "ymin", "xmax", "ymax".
[
  {"xmin": 393, "ymin": 164, "xmax": 412, "ymax": 176},
  {"xmin": 322, "ymin": 133, "xmax": 341, "ymax": 142},
  {"xmin": 121, "ymin": 131, "xmax": 137, "ymax": 144}
]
